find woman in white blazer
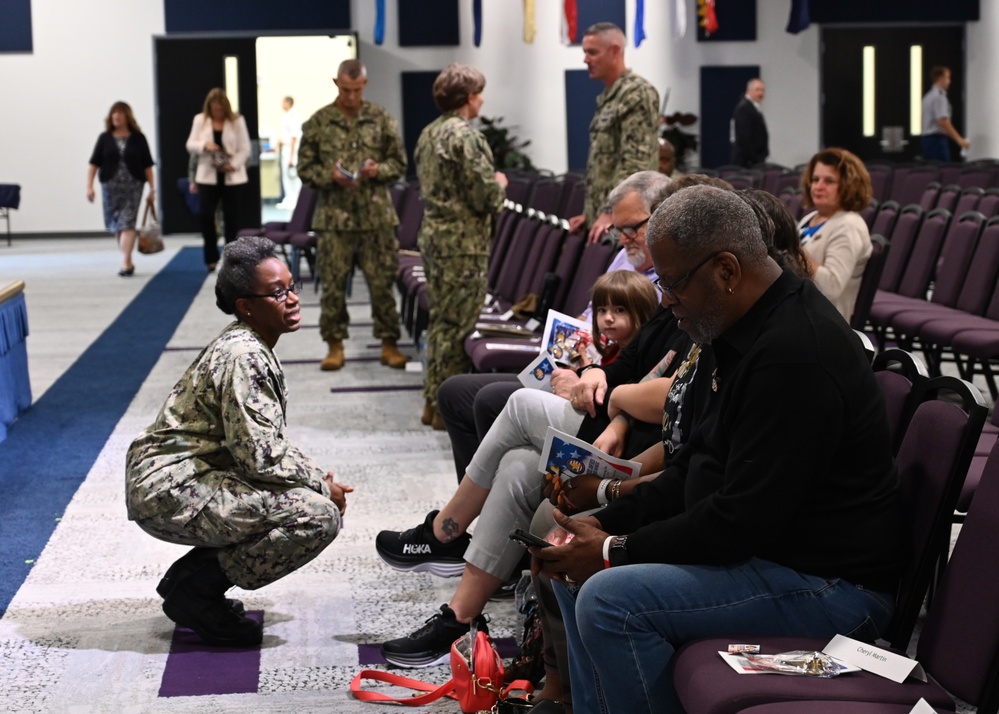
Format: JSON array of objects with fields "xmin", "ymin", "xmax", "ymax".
[
  {"xmin": 186, "ymin": 88, "xmax": 251, "ymax": 271},
  {"xmin": 797, "ymin": 147, "xmax": 873, "ymax": 322}
]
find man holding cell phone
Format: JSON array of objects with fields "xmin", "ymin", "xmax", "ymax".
[{"xmin": 298, "ymin": 59, "xmax": 409, "ymax": 372}]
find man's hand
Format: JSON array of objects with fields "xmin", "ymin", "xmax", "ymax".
[
  {"xmin": 332, "ymin": 160, "xmax": 357, "ymax": 187},
  {"xmin": 593, "ymin": 415, "xmax": 629, "ymax": 457},
  {"xmin": 533, "ymin": 509, "xmax": 608, "ymax": 585},
  {"xmin": 495, "ymin": 171, "xmax": 509, "ymax": 189},
  {"xmin": 569, "ymin": 367, "xmax": 607, "ymax": 417},
  {"xmin": 567, "ymin": 214, "xmax": 587, "ymax": 234},
  {"xmin": 358, "ymin": 158, "xmax": 379, "ymax": 180},
  {"xmin": 322, "ymin": 472, "xmax": 354, "ymax": 514},
  {"xmin": 587, "ymin": 212, "xmax": 614, "ymax": 245},
  {"xmin": 551, "ymin": 368, "xmax": 580, "ymax": 400}
]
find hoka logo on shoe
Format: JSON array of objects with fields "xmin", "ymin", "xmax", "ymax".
[{"xmin": 403, "ymin": 544, "xmax": 433, "ymax": 555}]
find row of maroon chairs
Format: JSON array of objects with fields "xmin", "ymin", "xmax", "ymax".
[{"xmin": 671, "ymin": 350, "xmax": 999, "ymax": 714}]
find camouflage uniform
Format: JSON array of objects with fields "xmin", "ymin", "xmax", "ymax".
[
  {"xmin": 415, "ymin": 113, "xmax": 505, "ymax": 406},
  {"xmin": 297, "ymin": 100, "xmax": 407, "ymax": 341},
  {"xmin": 583, "ymin": 69, "xmax": 660, "ymax": 226},
  {"xmin": 126, "ymin": 322, "xmax": 340, "ymax": 591}
]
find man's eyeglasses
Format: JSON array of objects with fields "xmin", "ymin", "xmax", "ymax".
[
  {"xmin": 609, "ymin": 215, "xmax": 650, "ymax": 241},
  {"xmin": 243, "ymin": 280, "xmax": 303, "ymax": 303},
  {"xmin": 654, "ymin": 252, "xmax": 719, "ymax": 301}
]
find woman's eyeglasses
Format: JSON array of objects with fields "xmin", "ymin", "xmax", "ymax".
[{"xmin": 243, "ymin": 280, "xmax": 303, "ymax": 303}]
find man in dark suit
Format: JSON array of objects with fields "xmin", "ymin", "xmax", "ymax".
[{"xmin": 731, "ymin": 78, "xmax": 769, "ymax": 167}]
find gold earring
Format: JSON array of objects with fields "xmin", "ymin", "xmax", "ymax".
[{"xmin": 726, "ymin": 287, "xmax": 734, "ymax": 295}]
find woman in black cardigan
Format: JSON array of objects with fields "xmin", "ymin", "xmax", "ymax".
[{"xmin": 87, "ymin": 101, "xmax": 156, "ymax": 276}]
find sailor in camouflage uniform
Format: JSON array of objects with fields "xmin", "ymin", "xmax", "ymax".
[
  {"xmin": 126, "ymin": 236, "xmax": 351, "ymax": 647},
  {"xmin": 415, "ymin": 64, "xmax": 507, "ymax": 429},
  {"xmin": 568, "ymin": 22, "xmax": 660, "ymax": 245},
  {"xmin": 297, "ymin": 59, "xmax": 408, "ymax": 372}
]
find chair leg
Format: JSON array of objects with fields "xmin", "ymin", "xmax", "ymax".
[{"xmin": 289, "ymin": 247, "xmax": 301, "ymax": 283}]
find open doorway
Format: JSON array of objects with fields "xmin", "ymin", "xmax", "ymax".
[{"xmin": 256, "ymin": 34, "xmax": 357, "ymax": 223}]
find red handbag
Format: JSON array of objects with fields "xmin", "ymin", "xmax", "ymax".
[{"xmin": 350, "ymin": 630, "xmax": 533, "ymax": 713}]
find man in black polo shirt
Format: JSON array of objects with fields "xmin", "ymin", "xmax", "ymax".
[{"xmin": 535, "ymin": 185, "xmax": 905, "ymax": 713}]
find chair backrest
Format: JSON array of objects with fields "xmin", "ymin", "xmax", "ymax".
[
  {"xmin": 849, "ymin": 234, "xmax": 889, "ymax": 330},
  {"xmin": 957, "ymin": 166, "xmax": 998, "ymax": 190},
  {"xmin": 866, "ymin": 163, "xmax": 893, "ymax": 203},
  {"xmin": 513, "ymin": 219, "xmax": 565, "ymax": 301},
  {"xmin": 560, "ymin": 242, "xmax": 616, "ymax": 317},
  {"xmin": 287, "ymin": 185, "xmax": 318, "ymax": 232},
  {"xmin": 894, "ymin": 207, "xmax": 949, "ymax": 298},
  {"xmin": 919, "ymin": 182, "xmax": 941, "ymax": 212},
  {"xmin": 872, "ymin": 347, "xmax": 929, "ymax": 455},
  {"xmin": 390, "ymin": 180, "xmax": 407, "ymax": 215},
  {"xmin": 859, "ymin": 198, "xmax": 879, "ymax": 229},
  {"xmin": 504, "ymin": 176, "xmax": 533, "ymax": 206},
  {"xmin": 869, "ymin": 200, "xmax": 900, "ymax": 240},
  {"xmin": 778, "ymin": 189, "xmax": 803, "ymax": 221},
  {"xmin": 490, "ymin": 215, "xmax": 544, "ymax": 304},
  {"xmin": 979, "ymin": 188, "xmax": 999, "ymax": 219},
  {"xmin": 395, "ymin": 184, "xmax": 424, "ymax": 251},
  {"xmin": 929, "ymin": 211, "xmax": 986, "ymax": 307},
  {"xmin": 954, "ymin": 216, "xmax": 999, "ymax": 316},
  {"xmin": 725, "ymin": 173, "xmax": 759, "ymax": 190},
  {"xmin": 526, "ymin": 178, "xmax": 562, "ymax": 216},
  {"xmin": 772, "ymin": 171, "xmax": 802, "ymax": 196},
  {"xmin": 551, "ymin": 231, "xmax": 585, "ymax": 312},
  {"xmin": 883, "ymin": 374, "xmax": 987, "ymax": 651},
  {"xmin": 488, "ymin": 204, "xmax": 524, "ymax": 288},
  {"xmin": 559, "ymin": 179, "xmax": 586, "ymax": 220},
  {"xmin": 917, "ymin": 435, "xmax": 999, "ymax": 710},
  {"xmin": 937, "ymin": 163, "xmax": 963, "ymax": 188},
  {"xmin": 891, "ymin": 167, "xmax": 940, "ymax": 207},
  {"xmin": 933, "ymin": 183, "xmax": 961, "ymax": 213},
  {"xmin": 952, "ymin": 186, "xmax": 985, "ymax": 217},
  {"xmin": 878, "ymin": 204, "xmax": 924, "ymax": 291}
]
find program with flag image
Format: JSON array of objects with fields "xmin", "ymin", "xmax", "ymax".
[
  {"xmin": 539, "ymin": 426, "xmax": 641, "ymax": 485},
  {"xmin": 541, "ymin": 310, "xmax": 591, "ymax": 367}
]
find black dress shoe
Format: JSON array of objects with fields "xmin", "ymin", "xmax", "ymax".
[{"xmin": 118, "ymin": 266, "xmax": 135, "ymax": 277}]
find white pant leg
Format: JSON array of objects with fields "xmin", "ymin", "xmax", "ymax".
[{"xmin": 465, "ymin": 389, "xmax": 583, "ymax": 489}]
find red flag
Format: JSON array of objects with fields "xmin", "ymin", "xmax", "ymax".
[
  {"xmin": 564, "ymin": 0, "xmax": 578, "ymax": 44},
  {"xmin": 698, "ymin": 0, "xmax": 719, "ymax": 36}
]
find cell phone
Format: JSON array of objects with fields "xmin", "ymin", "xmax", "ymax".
[
  {"xmin": 335, "ymin": 162, "xmax": 357, "ymax": 181},
  {"xmin": 509, "ymin": 528, "xmax": 552, "ymax": 549}
]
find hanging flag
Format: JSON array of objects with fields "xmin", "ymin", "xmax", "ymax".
[
  {"xmin": 523, "ymin": 0, "xmax": 537, "ymax": 43},
  {"xmin": 634, "ymin": 0, "xmax": 647, "ymax": 47},
  {"xmin": 374, "ymin": 0, "xmax": 386, "ymax": 45},
  {"xmin": 697, "ymin": 0, "xmax": 719, "ymax": 37},
  {"xmin": 563, "ymin": 0, "xmax": 578, "ymax": 45},
  {"xmin": 670, "ymin": 0, "xmax": 687, "ymax": 39},
  {"xmin": 473, "ymin": 0, "xmax": 483, "ymax": 47},
  {"xmin": 786, "ymin": 0, "xmax": 811, "ymax": 34}
]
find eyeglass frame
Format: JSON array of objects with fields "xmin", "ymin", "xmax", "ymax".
[
  {"xmin": 609, "ymin": 214, "xmax": 651, "ymax": 242},
  {"xmin": 654, "ymin": 252, "xmax": 720, "ymax": 301},
  {"xmin": 242, "ymin": 280, "xmax": 303, "ymax": 303}
]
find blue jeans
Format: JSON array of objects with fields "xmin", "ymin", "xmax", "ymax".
[
  {"xmin": 554, "ymin": 559, "xmax": 894, "ymax": 714},
  {"xmin": 921, "ymin": 134, "xmax": 952, "ymax": 162}
]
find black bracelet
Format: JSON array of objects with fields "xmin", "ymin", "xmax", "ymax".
[{"xmin": 576, "ymin": 364, "xmax": 600, "ymax": 377}]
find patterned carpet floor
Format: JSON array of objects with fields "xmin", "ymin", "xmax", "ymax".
[{"xmin": 0, "ymin": 244, "xmax": 518, "ymax": 713}]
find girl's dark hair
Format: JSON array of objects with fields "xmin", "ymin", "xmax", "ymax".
[
  {"xmin": 738, "ymin": 189, "xmax": 812, "ymax": 278},
  {"xmin": 590, "ymin": 270, "xmax": 659, "ymax": 359},
  {"xmin": 215, "ymin": 236, "xmax": 277, "ymax": 316}
]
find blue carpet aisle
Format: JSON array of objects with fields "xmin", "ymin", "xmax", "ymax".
[
  {"xmin": 0, "ymin": 239, "xmax": 517, "ymax": 713},
  {"xmin": 0, "ymin": 247, "xmax": 205, "ymax": 616}
]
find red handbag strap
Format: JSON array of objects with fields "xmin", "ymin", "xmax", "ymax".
[{"xmin": 349, "ymin": 669, "xmax": 456, "ymax": 706}]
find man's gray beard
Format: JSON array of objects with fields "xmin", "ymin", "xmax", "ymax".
[{"xmin": 625, "ymin": 249, "xmax": 647, "ymax": 268}]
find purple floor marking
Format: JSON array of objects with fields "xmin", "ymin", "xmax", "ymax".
[
  {"xmin": 158, "ymin": 610, "xmax": 264, "ymax": 698},
  {"xmin": 358, "ymin": 637, "xmax": 519, "ymax": 666}
]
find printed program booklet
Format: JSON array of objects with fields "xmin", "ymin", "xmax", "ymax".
[
  {"xmin": 517, "ymin": 310, "xmax": 593, "ymax": 390},
  {"xmin": 539, "ymin": 427, "xmax": 641, "ymax": 483}
]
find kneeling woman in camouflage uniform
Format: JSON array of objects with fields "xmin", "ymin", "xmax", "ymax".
[{"xmin": 126, "ymin": 236, "xmax": 352, "ymax": 647}]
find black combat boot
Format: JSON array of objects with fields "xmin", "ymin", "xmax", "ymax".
[{"xmin": 157, "ymin": 547, "xmax": 245, "ymax": 614}]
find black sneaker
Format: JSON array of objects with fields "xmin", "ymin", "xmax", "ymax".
[
  {"xmin": 381, "ymin": 604, "xmax": 489, "ymax": 668},
  {"xmin": 375, "ymin": 510, "xmax": 470, "ymax": 577}
]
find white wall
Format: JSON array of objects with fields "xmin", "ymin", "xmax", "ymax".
[
  {"xmin": 0, "ymin": 0, "xmax": 990, "ymax": 234},
  {"xmin": 0, "ymin": 0, "xmax": 164, "ymax": 234}
]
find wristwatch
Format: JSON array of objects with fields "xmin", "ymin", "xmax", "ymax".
[{"xmin": 608, "ymin": 535, "xmax": 629, "ymax": 567}]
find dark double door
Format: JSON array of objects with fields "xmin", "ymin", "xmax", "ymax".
[
  {"xmin": 154, "ymin": 36, "xmax": 261, "ymax": 235},
  {"xmin": 821, "ymin": 26, "xmax": 965, "ymax": 163}
]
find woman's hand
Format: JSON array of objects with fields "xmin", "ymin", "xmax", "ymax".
[
  {"xmin": 543, "ymin": 472, "xmax": 602, "ymax": 513},
  {"xmin": 322, "ymin": 472, "xmax": 354, "ymax": 514},
  {"xmin": 205, "ymin": 141, "xmax": 221, "ymax": 152},
  {"xmin": 86, "ymin": 186, "xmax": 95, "ymax": 203},
  {"xmin": 593, "ymin": 415, "xmax": 629, "ymax": 457}
]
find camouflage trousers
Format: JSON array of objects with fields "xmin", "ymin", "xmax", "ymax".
[
  {"xmin": 420, "ymin": 244, "xmax": 488, "ymax": 406},
  {"xmin": 135, "ymin": 475, "xmax": 340, "ymax": 591},
  {"xmin": 317, "ymin": 227, "xmax": 401, "ymax": 342}
]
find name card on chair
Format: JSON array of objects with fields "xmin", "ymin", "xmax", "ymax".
[{"xmin": 823, "ymin": 634, "xmax": 927, "ymax": 684}]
